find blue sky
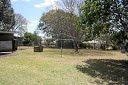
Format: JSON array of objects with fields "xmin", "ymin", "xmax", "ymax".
[{"xmin": 11, "ymin": 0, "xmax": 58, "ymax": 33}]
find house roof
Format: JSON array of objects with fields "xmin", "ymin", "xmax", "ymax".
[{"xmin": 83, "ymin": 40, "xmax": 106, "ymax": 44}]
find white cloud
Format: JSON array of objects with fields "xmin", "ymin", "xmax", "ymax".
[
  {"xmin": 34, "ymin": 0, "xmax": 59, "ymax": 10},
  {"xmin": 27, "ymin": 20, "xmax": 39, "ymax": 33}
]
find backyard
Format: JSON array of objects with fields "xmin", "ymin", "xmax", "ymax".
[{"xmin": 0, "ymin": 47, "xmax": 128, "ymax": 85}]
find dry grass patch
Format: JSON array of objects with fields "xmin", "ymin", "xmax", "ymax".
[{"xmin": 0, "ymin": 47, "xmax": 127, "ymax": 85}]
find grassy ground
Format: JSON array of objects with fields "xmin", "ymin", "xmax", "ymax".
[{"xmin": 0, "ymin": 47, "xmax": 127, "ymax": 85}]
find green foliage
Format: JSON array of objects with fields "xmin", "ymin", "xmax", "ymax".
[
  {"xmin": 0, "ymin": 0, "xmax": 15, "ymax": 31},
  {"xmin": 0, "ymin": 0, "xmax": 27, "ymax": 35},
  {"xmin": 38, "ymin": 9, "xmax": 85, "ymax": 51},
  {"xmin": 38, "ymin": 9, "xmax": 81, "ymax": 39},
  {"xmin": 81, "ymin": 0, "xmax": 128, "ymax": 50},
  {"xmin": 81, "ymin": 0, "xmax": 111, "ymax": 39},
  {"xmin": 23, "ymin": 32, "xmax": 42, "ymax": 46}
]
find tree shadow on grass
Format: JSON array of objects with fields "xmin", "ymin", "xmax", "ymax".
[{"xmin": 76, "ymin": 59, "xmax": 128, "ymax": 85}]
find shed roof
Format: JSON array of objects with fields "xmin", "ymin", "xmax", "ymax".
[
  {"xmin": 0, "ymin": 31, "xmax": 14, "ymax": 41},
  {"xmin": 0, "ymin": 31, "xmax": 13, "ymax": 34}
]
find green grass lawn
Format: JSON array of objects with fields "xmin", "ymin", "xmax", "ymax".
[{"xmin": 0, "ymin": 47, "xmax": 127, "ymax": 85}]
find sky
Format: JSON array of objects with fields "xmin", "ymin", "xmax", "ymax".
[{"xmin": 11, "ymin": 0, "xmax": 58, "ymax": 33}]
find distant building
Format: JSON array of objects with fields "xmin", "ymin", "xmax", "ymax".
[
  {"xmin": 0, "ymin": 31, "xmax": 17, "ymax": 52},
  {"xmin": 83, "ymin": 40, "xmax": 106, "ymax": 49}
]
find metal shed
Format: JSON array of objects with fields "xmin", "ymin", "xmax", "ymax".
[{"xmin": 0, "ymin": 31, "xmax": 17, "ymax": 52}]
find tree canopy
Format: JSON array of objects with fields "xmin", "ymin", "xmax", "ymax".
[
  {"xmin": 23, "ymin": 32, "xmax": 42, "ymax": 46},
  {"xmin": 0, "ymin": 0, "xmax": 15, "ymax": 31},
  {"xmin": 80, "ymin": 0, "xmax": 128, "ymax": 51},
  {"xmin": 38, "ymin": 9, "xmax": 85, "ymax": 52},
  {"xmin": 0, "ymin": 0, "xmax": 28, "ymax": 36},
  {"xmin": 37, "ymin": 0, "xmax": 128, "ymax": 52},
  {"xmin": 13, "ymin": 13, "xmax": 28, "ymax": 37}
]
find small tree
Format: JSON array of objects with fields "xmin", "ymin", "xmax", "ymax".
[{"xmin": 23, "ymin": 32, "xmax": 42, "ymax": 46}]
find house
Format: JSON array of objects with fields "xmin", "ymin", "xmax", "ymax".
[
  {"xmin": 83, "ymin": 39, "xmax": 106, "ymax": 49},
  {"xmin": 0, "ymin": 31, "xmax": 17, "ymax": 52}
]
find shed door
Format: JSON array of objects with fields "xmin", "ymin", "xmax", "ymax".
[{"xmin": 0, "ymin": 41, "xmax": 12, "ymax": 52}]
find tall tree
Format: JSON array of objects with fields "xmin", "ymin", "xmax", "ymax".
[
  {"xmin": 59, "ymin": 0, "xmax": 84, "ymax": 15},
  {"xmin": 81, "ymin": 0, "xmax": 111, "ymax": 38},
  {"xmin": 61, "ymin": 0, "xmax": 85, "ymax": 51},
  {"xmin": 13, "ymin": 13, "xmax": 28, "ymax": 37},
  {"xmin": 81, "ymin": 0, "xmax": 128, "ymax": 51},
  {"xmin": 110, "ymin": 0, "xmax": 128, "ymax": 51},
  {"xmin": 0, "ymin": 0, "xmax": 15, "ymax": 31},
  {"xmin": 38, "ymin": 9, "xmax": 84, "ymax": 52}
]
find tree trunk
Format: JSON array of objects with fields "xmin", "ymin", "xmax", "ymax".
[{"xmin": 73, "ymin": 40, "xmax": 79, "ymax": 53}]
